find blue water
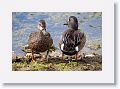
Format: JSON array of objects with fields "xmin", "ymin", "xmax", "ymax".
[{"xmin": 12, "ymin": 12, "xmax": 102, "ymax": 55}]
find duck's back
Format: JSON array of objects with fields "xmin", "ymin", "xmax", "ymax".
[
  {"xmin": 60, "ymin": 29, "xmax": 86, "ymax": 55},
  {"xmin": 28, "ymin": 31, "xmax": 53, "ymax": 52}
]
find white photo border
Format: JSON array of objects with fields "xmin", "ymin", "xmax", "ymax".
[{"xmin": 0, "ymin": 0, "xmax": 114, "ymax": 83}]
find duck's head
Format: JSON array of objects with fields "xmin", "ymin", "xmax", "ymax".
[
  {"xmin": 37, "ymin": 20, "xmax": 46, "ymax": 31},
  {"xmin": 64, "ymin": 16, "xmax": 78, "ymax": 30}
]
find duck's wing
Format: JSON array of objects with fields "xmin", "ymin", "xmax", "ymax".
[
  {"xmin": 28, "ymin": 32, "xmax": 38, "ymax": 44},
  {"xmin": 59, "ymin": 30, "xmax": 67, "ymax": 47},
  {"xmin": 75, "ymin": 31, "xmax": 86, "ymax": 51},
  {"xmin": 61, "ymin": 29, "xmax": 74, "ymax": 44},
  {"xmin": 44, "ymin": 31, "xmax": 53, "ymax": 47},
  {"xmin": 59, "ymin": 29, "xmax": 76, "ymax": 51},
  {"xmin": 28, "ymin": 31, "xmax": 43, "ymax": 47}
]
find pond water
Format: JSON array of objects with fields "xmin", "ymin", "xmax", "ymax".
[{"xmin": 12, "ymin": 12, "xmax": 102, "ymax": 56}]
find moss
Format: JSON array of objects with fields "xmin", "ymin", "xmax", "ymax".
[{"xmin": 12, "ymin": 55, "xmax": 102, "ymax": 71}]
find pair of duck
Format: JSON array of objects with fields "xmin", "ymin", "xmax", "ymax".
[{"xmin": 28, "ymin": 16, "xmax": 86, "ymax": 62}]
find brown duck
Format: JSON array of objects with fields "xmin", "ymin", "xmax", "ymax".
[
  {"xmin": 59, "ymin": 16, "xmax": 86, "ymax": 61},
  {"xmin": 28, "ymin": 20, "xmax": 53, "ymax": 61}
]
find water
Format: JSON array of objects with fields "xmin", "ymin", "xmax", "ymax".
[{"xmin": 12, "ymin": 12, "xmax": 102, "ymax": 56}]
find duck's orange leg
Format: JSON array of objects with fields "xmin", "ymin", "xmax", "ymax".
[
  {"xmin": 62, "ymin": 52, "xmax": 64, "ymax": 61},
  {"xmin": 31, "ymin": 50, "xmax": 35, "ymax": 62},
  {"xmin": 75, "ymin": 52, "xmax": 78, "ymax": 61},
  {"xmin": 75, "ymin": 52, "xmax": 79, "ymax": 66}
]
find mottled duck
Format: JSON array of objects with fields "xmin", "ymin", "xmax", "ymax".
[
  {"xmin": 59, "ymin": 16, "xmax": 86, "ymax": 61},
  {"xmin": 28, "ymin": 20, "xmax": 53, "ymax": 61}
]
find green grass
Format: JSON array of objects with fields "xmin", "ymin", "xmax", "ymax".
[{"xmin": 12, "ymin": 59, "xmax": 102, "ymax": 71}]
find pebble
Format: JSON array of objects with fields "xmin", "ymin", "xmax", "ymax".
[
  {"xmin": 12, "ymin": 51, "xmax": 16, "ymax": 58},
  {"xmin": 85, "ymin": 54, "xmax": 95, "ymax": 58}
]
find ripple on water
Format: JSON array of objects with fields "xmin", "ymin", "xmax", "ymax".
[{"xmin": 12, "ymin": 12, "xmax": 102, "ymax": 56}]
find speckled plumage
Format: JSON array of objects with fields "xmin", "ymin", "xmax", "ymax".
[
  {"xmin": 28, "ymin": 31, "xmax": 53, "ymax": 52},
  {"xmin": 59, "ymin": 16, "xmax": 86, "ymax": 60},
  {"xmin": 28, "ymin": 20, "xmax": 53, "ymax": 61}
]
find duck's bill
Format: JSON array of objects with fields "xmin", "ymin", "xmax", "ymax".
[{"xmin": 63, "ymin": 23, "xmax": 68, "ymax": 25}]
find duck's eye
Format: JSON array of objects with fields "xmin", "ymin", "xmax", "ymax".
[{"xmin": 39, "ymin": 24, "xmax": 41, "ymax": 26}]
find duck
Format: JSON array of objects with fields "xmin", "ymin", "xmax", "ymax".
[
  {"xmin": 28, "ymin": 20, "xmax": 53, "ymax": 61},
  {"xmin": 59, "ymin": 16, "xmax": 86, "ymax": 61}
]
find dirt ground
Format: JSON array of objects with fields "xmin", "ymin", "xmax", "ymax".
[{"xmin": 12, "ymin": 54, "xmax": 102, "ymax": 71}]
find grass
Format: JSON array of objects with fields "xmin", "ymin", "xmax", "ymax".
[{"xmin": 12, "ymin": 55, "xmax": 102, "ymax": 71}]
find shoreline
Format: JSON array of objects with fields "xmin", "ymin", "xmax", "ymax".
[{"xmin": 12, "ymin": 51, "xmax": 102, "ymax": 71}]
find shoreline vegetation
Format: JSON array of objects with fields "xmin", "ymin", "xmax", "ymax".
[
  {"xmin": 12, "ymin": 53, "xmax": 102, "ymax": 71},
  {"xmin": 12, "ymin": 44, "xmax": 102, "ymax": 71}
]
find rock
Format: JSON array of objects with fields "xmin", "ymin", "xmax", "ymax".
[
  {"xmin": 48, "ymin": 63, "xmax": 54, "ymax": 68},
  {"xmin": 25, "ymin": 53, "xmax": 41, "ymax": 58},
  {"xmin": 19, "ymin": 67, "xmax": 31, "ymax": 71},
  {"xmin": 22, "ymin": 56, "xmax": 31, "ymax": 62},
  {"xmin": 80, "ymin": 53, "xmax": 102, "ymax": 64},
  {"xmin": 17, "ymin": 55, "xmax": 23, "ymax": 59},
  {"xmin": 50, "ymin": 51, "xmax": 60, "ymax": 57},
  {"xmin": 84, "ymin": 54, "xmax": 95, "ymax": 58},
  {"xmin": 82, "ymin": 52, "xmax": 99, "ymax": 58},
  {"xmin": 87, "ymin": 43, "xmax": 101, "ymax": 50},
  {"xmin": 12, "ymin": 51, "xmax": 17, "ymax": 61},
  {"xmin": 21, "ymin": 44, "xmax": 32, "ymax": 53},
  {"xmin": 82, "ymin": 66, "xmax": 89, "ymax": 70}
]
